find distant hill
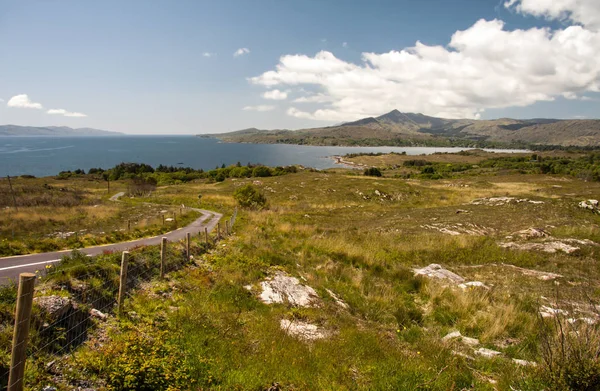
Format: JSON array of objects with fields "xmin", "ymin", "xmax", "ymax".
[
  {"xmin": 0, "ymin": 125, "xmax": 123, "ymax": 136},
  {"xmin": 204, "ymin": 109, "xmax": 600, "ymax": 147}
]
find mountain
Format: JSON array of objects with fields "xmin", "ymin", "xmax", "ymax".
[
  {"xmin": 0, "ymin": 125, "xmax": 123, "ymax": 136},
  {"xmin": 206, "ymin": 110, "xmax": 600, "ymax": 147}
]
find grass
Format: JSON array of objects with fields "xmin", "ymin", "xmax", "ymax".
[
  {"xmin": 2, "ymin": 153, "xmax": 600, "ymax": 389},
  {"xmin": 0, "ymin": 176, "xmax": 202, "ymax": 256}
]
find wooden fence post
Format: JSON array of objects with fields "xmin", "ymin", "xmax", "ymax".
[
  {"xmin": 225, "ymin": 220, "xmax": 230, "ymax": 236},
  {"xmin": 160, "ymin": 237, "xmax": 167, "ymax": 278},
  {"xmin": 162, "ymin": 214, "xmax": 165, "ymax": 226},
  {"xmin": 204, "ymin": 227, "xmax": 209, "ymax": 244},
  {"xmin": 186, "ymin": 232, "xmax": 190, "ymax": 262},
  {"xmin": 8, "ymin": 273, "xmax": 36, "ymax": 391},
  {"xmin": 217, "ymin": 222, "xmax": 221, "ymax": 240},
  {"xmin": 117, "ymin": 251, "xmax": 129, "ymax": 316},
  {"xmin": 173, "ymin": 212, "xmax": 177, "ymax": 224}
]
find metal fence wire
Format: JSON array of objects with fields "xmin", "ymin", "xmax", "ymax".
[{"xmin": 0, "ymin": 209, "xmax": 237, "ymax": 391}]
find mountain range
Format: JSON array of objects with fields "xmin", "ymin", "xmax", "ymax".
[
  {"xmin": 0, "ymin": 125, "xmax": 123, "ymax": 137},
  {"xmin": 208, "ymin": 110, "xmax": 600, "ymax": 147}
]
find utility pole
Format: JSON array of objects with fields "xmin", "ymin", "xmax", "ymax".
[{"xmin": 6, "ymin": 176, "xmax": 18, "ymax": 212}]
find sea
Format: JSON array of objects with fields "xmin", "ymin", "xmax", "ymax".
[{"xmin": 0, "ymin": 136, "xmax": 529, "ymax": 177}]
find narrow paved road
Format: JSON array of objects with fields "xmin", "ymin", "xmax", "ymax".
[{"xmin": 0, "ymin": 208, "xmax": 222, "ymax": 283}]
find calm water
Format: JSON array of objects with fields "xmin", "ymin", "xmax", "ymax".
[{"xmin": 0, "ymin": 136, "xmax": 528, "ymax": 177}]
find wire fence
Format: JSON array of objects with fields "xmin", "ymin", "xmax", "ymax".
[{"xmin": 0, "ymin": 208, "xmax": 237, "ymax": 391}]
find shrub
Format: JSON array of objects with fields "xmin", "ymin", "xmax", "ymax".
[
  {"xmin": 538, "ymin": 309, "xmax": 600, "ymax": 390},
  {"xmin": 364, "ymin": 167, "xmax": 382, "ymax": 177},
  {"xmin": 233, "ymin": 184, "xmax": 267, "ymax": 210},
  {"xmin": 77, "ymin": 325, "xmax": 200, "ymax": 391},
  {"xmin": 252, "ymin": 166, "xmax": 272, "ymax": 177}
]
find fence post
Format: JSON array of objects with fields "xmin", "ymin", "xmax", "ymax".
[
  {"xmin": 8, "ymin": 273, "xmax": 36, "ymax": 391},
  {"xmin": 173, "ymin": 212, "xmax": 177, "ymax": 224},
  {"xmin": 204, "ymin": 227, "xmax": 209, "ymax": 244},
  {"xmin": 127, "ymin": 220, "xmax": 131, "ymax": 231},
  {"xmin": 162, "ymin": 214, "xmax": 165, "ymax": 226},
  {"xmin": 217, "ymin": 222, "xmax": 221, "ymax": 240},
  {"xmin": 160, "ymin": 237, "xmax": 167, "ymax": 279},
  {"xmin": 117, "ymin": 251, "xmax": 129, "ymax": 316},
  {"xmin": 186, "ymin": 232, "xmax": 190, "ymax": 262},
  {"xmin": 225, "ymin": 220, "xmax": 230, "ymax": 236}
]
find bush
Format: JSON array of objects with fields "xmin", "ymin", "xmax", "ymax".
[
  {"xmin": 252, "ymin": 166, "xmax": 272, "ymax": 177},
  {"xmin": 233, "ymin": 184, "xmax": 267, "ymax": 210},
  {"xmin": 364, "ymin": 167, "xmax": 382, "ymax": 177},
  {"xmin": 77, "ymin": 325, "xmax": 200, "ymax": 391},
  {"xmin": 539, "ymin": 309, "xmax": 600, "ymax": 390}
]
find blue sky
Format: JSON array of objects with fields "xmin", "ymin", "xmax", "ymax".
[{"xmin": 0, "ymin": 0, "xmax": 599, "ymax": 134}]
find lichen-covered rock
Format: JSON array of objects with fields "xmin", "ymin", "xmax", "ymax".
[
  {"xmin": 280, "ymin": 319, "xmax": 329, "ymax": 341},
  {"xmin": 258, "ymin": 272, "xmax": 320, "ymax": 307},
  {"xmin": 34, "ymin": 296, "xmax": 72, "ymax": 319},
  {"xmin": 414, "ymin": 264, "xmax": 465, "ymax": 284}
]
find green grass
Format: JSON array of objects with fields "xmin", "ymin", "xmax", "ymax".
[{"xmin": 3, "ymin": 154, "xmax": 600, "ymax": 389}]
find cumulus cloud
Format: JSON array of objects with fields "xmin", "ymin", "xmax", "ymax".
[
  {"xmin": 243, "ymin": 105, "xmax": 275, "ymax": 112},
  {"xmin": 234, "ymin": 48, "xmax": 250, "ymax": 57},
  {"xmin": 47, "ymin": 109, "xmax": 87, "ymax": 117},
  {"xmin": 250, "ymin": 15, "xmax": 600, "ymax": 121},
  {"xmin": 7, "ymin": 94, "xmax": 43, "ymax": 109},
  {"xmin": 262, "ymin": 89, "xmax": 288, "ymax": 100},
  {"xmin": 203, "ymin": 52, "xmax": 215, "ymax": 57},
  {"xmin": 505, "ymin": 0, "xmax": 600, "ymax": 29}
]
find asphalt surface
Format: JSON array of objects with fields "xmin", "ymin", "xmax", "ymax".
[{"xmin": 0, "ymin": 208, "xmax": 222, "ymax": 283}]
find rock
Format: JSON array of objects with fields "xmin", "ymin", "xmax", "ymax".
[
  {"xmin": 513, "ymin": 358, "xmax": 536, "ymax": 366},
  {"xmin": 456, "ymin": 209, "xmax": 470, "ymax": 214},
  {"xmin": 513, "ymin": 227, "xmax": 550, "ymax": 240},
  {"xmin": 539, "ymin": 305, "xmax": 568, "ymax": 318},
  {"xmin": 34, "ymin": 296, "xmax": 72, "ymax": 319},
  {"xmin": 471, "ymin": 197, "xmax": 543, "ymax": 206},
  {"xmin": 258, "ymin": 272, "xmax": 320, "ymax": 307},
  {"xmin": 458, "ymin": 281, "xmax": 489, "ymax": 290},
  {"xmin": 89, "ymin": 308, "xmax": 108, "ymax": 320},
  {"xmin": 326, "ymin": 289, "xmax": 349, "ymax": 310},
  {"xmin": 475, "ymin": 348, "xmax": 502, "ymax": 358},
  {"xmin": 414, "ymin": 264, "xmax": 465, "ymax": 284},
  {"xmin": 421, "ymin": 223, "xmax": 491, "ymax": 236},
  {"xmin": 500, "ymin": 241, "xmax": 580, "ymax": 254},
  {"xmin": 165, "ymin": 218, "xmax": 174, "ymax": 222},
  {"xmin": 280, "ymin": 319, "xmax": 329, "ymax": 341},
  {"xmin": 42, "ymin": 386, "xmax": 57, "ymax": 391},
  {"xmin": 501, "ymin": 264, "xmax": 562, "ymax": 281},
  {"xmin": 442, "ymin": 330, "xmax": 480, "ymax": 347},
  {"xmin": 579, "ymin": 200, "xmax": 599, "ymax": 210}
]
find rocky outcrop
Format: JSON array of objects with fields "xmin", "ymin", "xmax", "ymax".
[
  {"xmin": 579, "ymin": 199, "xmax": 599, "ymax": 213},
  {"xmin": 254, "ymin": 272, "xmax": 320, "ymax": 308},
  {"xmin": 280, "ymin": 319, "xmax": 330, "ymax": 341}
]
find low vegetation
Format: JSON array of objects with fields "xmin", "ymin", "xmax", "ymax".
[{"xmin": 1, "ymin": 150, "xmax": 600, "ymax": 389}]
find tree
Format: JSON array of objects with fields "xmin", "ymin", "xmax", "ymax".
[{"xmin": 233, "ymin": 184, "xmax": 267, "ymax": 210}]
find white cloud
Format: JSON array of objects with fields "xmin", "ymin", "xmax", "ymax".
[
  {"xmin": 7, "ymin": 94, "xmax": 43, "ymax": 109},
  {"xmin": 342, "ymin": 42, "xmax": 348, "ymax": 48},
  {"xmin": 47, "ymin": 109, "xmax": 87, "ymax": 117},
  {"xmin": 293, "ymin": 93, "xmax": 334, "ymax": 103},
  {"xmin": 262, "ymin": 89, "xmax": 288, "ymax": 100},
  {"xmin": 243, "ymin": 105, "xmax": 275, "ymax": 112},
  {"xmin": 203, "ymin": 52, "xmax": 215, "ymax": 58},
  {"xmin": 250, "ymin": 17, "xmax": 600, "ymax": 121},
  {"xmin": 233, "ymin": 48, "xmax": 250, "ymax": 57},
  {"xmin": 505, "ymin": 0, "xmax": 600, "ymax": 29}
]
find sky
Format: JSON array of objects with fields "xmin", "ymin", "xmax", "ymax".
[{"xmin": 0, "ymin": 0, "xmax": 599, "ymax": 135}]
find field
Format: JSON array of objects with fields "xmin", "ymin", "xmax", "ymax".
[
  {"xmin": 0, "ymin": 176, "xmax": 200, "ymax": 256},
  {"xmin": 2, "ymin": 152, "xmax": 600, "ymax": 390}
]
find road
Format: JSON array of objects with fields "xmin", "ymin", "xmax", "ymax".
[{"xmin": 0, "ymin": 208, "xmax": 222, "ymax": 283}]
